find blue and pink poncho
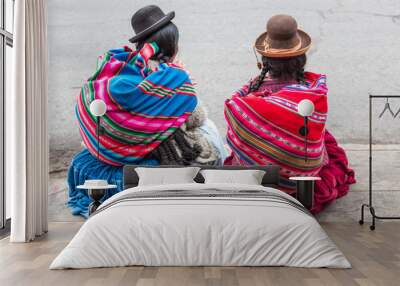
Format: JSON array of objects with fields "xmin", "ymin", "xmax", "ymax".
[
  {"xmin": 69, "ymin": 43, "xmax": 199, "ymax": 217},
  {"xmin": 76, "ymin": 42, "xmax": 197, "ymax": 166}
]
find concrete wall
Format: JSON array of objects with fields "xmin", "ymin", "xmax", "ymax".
[{"xmin": 48, "ymin": 0, "xmax": 400, "ymax": 165}]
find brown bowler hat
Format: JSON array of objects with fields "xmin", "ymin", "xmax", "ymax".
[{"xmin": 254, "ymin": 14, "xmax": 311, "ymax": 58}]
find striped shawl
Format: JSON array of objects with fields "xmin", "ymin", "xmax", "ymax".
[
  {"xmin": 76, "ymin": 43, "xmax": 197, "ymax": 166},
  {"xmin": 225, "ymin": 72, "xmax": 329, "ymax": 190}
]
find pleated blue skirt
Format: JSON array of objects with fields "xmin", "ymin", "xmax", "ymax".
[{"xmin": 67, "ymin": 149, "xmax": 158, "ymax": 218}]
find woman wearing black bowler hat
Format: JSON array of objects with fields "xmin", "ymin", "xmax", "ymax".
[
  {"xmin": 129, "ymin": 5, "xmax": 178, "ymax": 62},
  {"xmin": 67, "ymin": 5, "xmax": 228, "ymax": 218},
  {"xmin": 128, "ymin": 5, "xmax": 226, "ymax": 165}
]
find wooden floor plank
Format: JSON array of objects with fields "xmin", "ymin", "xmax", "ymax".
[{"xmin": 0, "ymin": 222, "xmax": 399, "ymax": 286}]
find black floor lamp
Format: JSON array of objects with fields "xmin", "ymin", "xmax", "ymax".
[
  {"xmin": 77, "ymin": 99, "xmax": 117, "ymax": 215},
  {"xmin": 290, "ymin": 99, "xmax": 321, "ymax": 210},
  {"xmin": 89, "ymin": 99, "xmax": 107, "ymax": 160}
]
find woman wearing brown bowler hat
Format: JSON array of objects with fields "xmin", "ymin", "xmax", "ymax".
[{"xmin": 224, "ymin": 15, "xmax": 356, "ymax": 213}]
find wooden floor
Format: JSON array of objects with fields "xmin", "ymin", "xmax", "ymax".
[{"xmin": 0, "ymin": 222, "xmax": 399, "ymax": 286}]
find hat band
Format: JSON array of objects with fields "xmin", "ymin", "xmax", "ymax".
[
  {"xmin": 134, "ymin": 16, "xmax": 170, "ymax": 39},
  {"xmin": 263, "ymin": 35, "xmax": 302, "ymax": 55}
]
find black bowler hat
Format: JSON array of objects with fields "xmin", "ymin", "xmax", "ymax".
[{"xmin": 129, "ymin": 5, "xmax": 175, "ymax": 43}]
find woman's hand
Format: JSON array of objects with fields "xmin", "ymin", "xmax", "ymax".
[
  {"xmin": 173, "ymin": 57, "xmax": 197, "ymax": 85},
  {"xmin": 173, "ymin": 57, "xmax": 185, "ymax": 68}
]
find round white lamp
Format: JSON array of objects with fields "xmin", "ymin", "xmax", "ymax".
[
  {"xmin": 298, "ymin": 99, "xmax": 315, "ymax": 117},
  {"xmin": 89, "ymin": 99, "xmax": 107, "ymax": 117}
]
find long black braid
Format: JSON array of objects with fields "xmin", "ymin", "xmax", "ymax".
[
  {"xmin": 154, "ymin": 52, "xmax": 172, "ymax": 64},
  {"xmin": 149, "ymin": 129, "xmax": 202, "ymax": 165},
  {"xmin": 249, "ymin": 58, "xmax": 270, "ymax": 93},
  {"xmin": 249, "ymin": 54, "xmax": 307, "ymax": 93},
  {"xmin": 135, "ymin": 23, "xmax": 203, "ymax": 164},
  {"xmin": 132, "ymin": 18, "xmax": 204, "ymax": 164},
  {"xmin": 174, "ymin": 129, "xmax": 202, "ymax": 164}
]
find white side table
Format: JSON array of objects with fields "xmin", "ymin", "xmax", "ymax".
[
  {"xmin": 289, "ymin": 177, "xmax": 321, "ymax": 210},
  {"xmin": 77, "ymin": 180, "xmax": 117, "ymax": 215}
]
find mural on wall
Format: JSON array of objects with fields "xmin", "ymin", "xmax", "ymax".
[
  {"xmin": 47, "ymin": 0, "xmax": 400, "ymax": 221},
  {"xmin": 48, "ymin": 1, "xmax": 400, "ymax": 172}
]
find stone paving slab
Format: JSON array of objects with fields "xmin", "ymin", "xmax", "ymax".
[
  {"xmin": 345, "ymin": 146, "xmax": 400, "ymax": 192},
  {"xmin": 317, "ymin": 190, "xmax": 400, "ymax": 222},
  {"xmin": 48, "ymin": 189, "xmax": 84, "ymax": 223}
]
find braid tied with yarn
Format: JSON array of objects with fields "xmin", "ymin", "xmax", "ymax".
[
  {"xmin": 249, "ymin": 54, "xmax": 307, "ymax": 93},
  {"xmin": 149, "ymin": 129, "xmax": 202, "ymax": 165}
]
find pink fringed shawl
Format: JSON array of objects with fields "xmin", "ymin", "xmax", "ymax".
[{"xmin": 225, "ymin": 73, "xmax": 355, "ymax": 213}]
